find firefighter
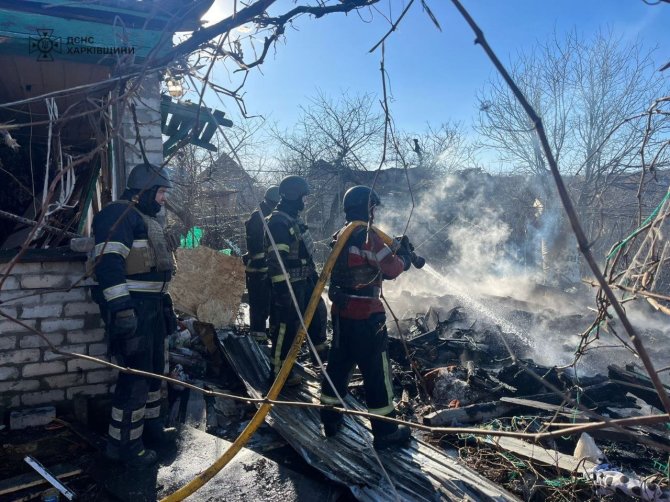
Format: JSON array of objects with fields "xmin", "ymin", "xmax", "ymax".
[
  {"xmin": 265, "ymin": 175, "xmax": 327, "ymax": 385},
  {"xmin": 319, "ymin": 185, "xmax": 413, "ymax": 449},
  {"xmin": 92, "ymin": 162, "xmax": 178, "ymax": 467},
  {"xmin": 243, "ymin": 186, "xmax": 280, "ymax": 343}
]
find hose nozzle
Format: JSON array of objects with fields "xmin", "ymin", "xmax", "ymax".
[{"xmin": 410, "ymin": 252, "xmax": 425, "ymax": 269}]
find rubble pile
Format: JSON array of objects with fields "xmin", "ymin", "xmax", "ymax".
[
  {"xmin": 3, "ymin": 278, "xmax": 669, "ymax": 501},
  {"xmin": 376, "ymin": 289, "xmax": 670, "ymax": 501}
]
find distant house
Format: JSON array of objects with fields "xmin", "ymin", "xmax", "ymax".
[{"xmin": 168, "ymin": 152, "xmax": 260, "ymax": 252}]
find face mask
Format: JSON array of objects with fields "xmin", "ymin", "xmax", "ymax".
[{"xmin": 137, "ymin": 187, "xmax": 161, "ymax": 217}]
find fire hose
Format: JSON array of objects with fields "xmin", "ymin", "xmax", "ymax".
[{"xmin": 161, "ymin": 221, "xmax": 423, "ymax": 501}]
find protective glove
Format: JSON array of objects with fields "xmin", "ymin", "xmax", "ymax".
[
  {"xmin": 111, "ymin": 308, "xmax": 137, "ymax": 337},
  {"xmin": 328, "ymin": 286, "xmax": 349, "ymax": 309},
  {"xmin": 390, "ymin": 235, "xmax": 404, "ymax": 253},
  {"xmin": 110, "ymin": 308, "xmax": 142, "ymax": 357},
  {"xmin": 396, "ymin": 236, "xmax": 412, "ymax": 258},
  {"xmin": 242, "ymin": 253, "xmax": 250, "ymax": 266},
  {"xmin": 163, "ymin": 293, "xmax": 179, "ymax": 335},
  {"xmin": 391, "ymin": 235, "xmax": 412, "ymax": 254}
]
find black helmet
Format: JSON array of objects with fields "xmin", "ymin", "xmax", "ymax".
[
  {"xmin": 264, "ymin": 186, "xmax": 280, "ymax": 205},
  {"xmin": 127, "ymin": 163, "xmax": 172, "ymax": 190},
  {"xmin": 343, "ymin": 186, "xmax": 381, "ymax": 212},
  {"xmin": 278, "ymin": 175, "xmax": 309, "ymax": 201}
]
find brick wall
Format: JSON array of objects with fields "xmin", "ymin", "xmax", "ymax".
[
  {"xmin": 0, "ymin": 252, "xmax": 115, "ymax": 413},
  {"xmin": 121, "ymin": 74, "xmax": 163, "ymax": 169}
]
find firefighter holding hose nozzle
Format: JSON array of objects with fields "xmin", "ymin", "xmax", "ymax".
[{"xmin": 319, "ymin": 185, "xmax": 423, "ymax": 449}]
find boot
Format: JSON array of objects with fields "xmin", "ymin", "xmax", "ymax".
[
  {"xmin": 251, "ymin": 331, "xmax": 269, "ymax": 344},
  {"xmin": 143, "ymin": 419, "xmax": 178, "ymax": 447},
  {"xmin": 322, "ymin": 419, "xmax": 343, "ymax": 438},
  {"xmin": 285, "ymin": 370, "xmax": 303, "ymax": 387},
  {"xmin": 105, "ymin": 442, "xmax": 157, "ymax": 468},
  {"xmin": 311, "ymin": 343, "xmax": 329, "ymax": 367},
  {"xmin": 373, "ymin": 425, "xmax": 411, "ymax": 450},
  {"xmin": 267, "ymin": 369, "xmax": 302, "ymax": 389}
]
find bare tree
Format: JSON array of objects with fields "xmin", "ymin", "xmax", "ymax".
[
  {"xmin": 396, "ymin": 121, "xmax": 472, "ymax": 174},
  {"xmin": 272, "ymin": 91, "xmax": 385, "ymax": 175},
  {"xmin": 476, "ymin": 29, "xmax": 669, "ymax": 260},
  {"xmin": 477, "ymin": 34, "xmax": 572, "ymax": 178}
]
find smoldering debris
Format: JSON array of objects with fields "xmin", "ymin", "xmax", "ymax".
[
  {"xmin": 157, "ymin": 256, "xmax": 670, "ymax": 502},
  {"xmin": 370, "ymin": 281, "xmax": 670, "ymax": 501},
  {"xmin": 99, "ymin": 207, "xmax": 670, "ymax": 502}
]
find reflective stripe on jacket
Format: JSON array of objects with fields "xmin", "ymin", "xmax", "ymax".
[
  {"xmin": 330, "ymin": 225, "xmax": 405, "ymax": 320},
  {"xmin": 92, "ymin": 200, "xmax": 172, "ymax": 311},
  {"xmin": 265, "ymin": 210, "xmax": 315, "ymax": 284}
]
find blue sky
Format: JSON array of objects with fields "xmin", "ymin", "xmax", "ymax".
[{"xmin": 201, "ymin": 0, "xmax": 669, "ymax": 144}]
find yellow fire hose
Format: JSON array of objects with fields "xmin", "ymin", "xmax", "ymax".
[{"xmin": 161, "ymin": 221, "xmax": 395, "ymax": 501}]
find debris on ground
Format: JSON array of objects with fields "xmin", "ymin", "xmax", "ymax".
[{"xmin": 3, "ymin": 281, "xmax": 670, "ymax": 502}]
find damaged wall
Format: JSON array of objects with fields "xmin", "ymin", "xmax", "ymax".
[
  {"xmin": 0, "ymin": 253, "xmax": 114, "ymax": 412},
  {"xmin": 119, "ymin": 73, "xmax": 164, "ymax": 199},
  {"xmin": 121, "ymin": 75, "xmax": 163, "ymax": 169}
]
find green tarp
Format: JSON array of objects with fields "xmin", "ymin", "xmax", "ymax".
[{"xmin": 180, "ymin": 226, "xmax": 203, "ymax": 248}]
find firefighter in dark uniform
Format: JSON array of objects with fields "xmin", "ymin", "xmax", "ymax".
[
  {"xmin": 265, "ymin": 175, "xmax": 328, "ymax": 385},
  {"xmin": 320, "ymin": 185, "xmax": 413, "ymax": 449},
  {"xmin": 92, "ymin": 162, "xmax": 178, "ymax": 467},
  {"xmin": 243, "ymin": 186, "xmax": 280, "ymax": 343}
]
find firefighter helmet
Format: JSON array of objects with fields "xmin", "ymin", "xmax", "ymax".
[
  {"xmin": 278, "ymin": 175, "xmax": 310, "ymax": 201},
  {"xmin": 127, "ymin": 163, "xmax": 172, "ymax": 190},
  {"xmin": 343, "ymin": 185, "xmax": 381, "ymax": 212},
  {"xmin": 264, "ymin": 186, "xmax": 281, "ymax": 205}
]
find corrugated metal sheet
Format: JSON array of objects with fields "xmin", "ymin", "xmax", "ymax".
[{"xmin": 218, "ymin": 332, "xmax": 520, "ymax": 502}]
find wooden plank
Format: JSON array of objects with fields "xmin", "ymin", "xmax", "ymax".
[
  {"xmin": 0, "ymin": 464, "xmax": 81, "ymax": 496},
  {"xmin": 423, "ymin": 401, "xmax": 516, "ymax": 426},
  {"xmin": 482, "ymin": 436, "xmax": 597, "ymax": 474},
  {"xmin": 170, "ymin": 247, "xmax": 245, "ymax": 328},
  {"xmin": 192, "ymin": 321, "xmax": 226, "ymax": 375},
  {"xmin": 499, "ymin": 397, "xmax": 590, "ymax": 420},
  {"xmin": 424, "ymin": 383, "xmax": 627, "ymax": 428},
  {"xmin": 608, "ymin": 364, "xmax": 669, "ymax": 410}
]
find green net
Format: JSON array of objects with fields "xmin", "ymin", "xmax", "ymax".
[
  {"xmin": 607, "ymin": 190, "xmax": 670, "ymax": 260},
  {"xmin": 544, "ymin": 477, "xmax": 579, "ymax": 488},
  {"xmin": 180, "ymin": 226, "xmax": 204, "ymax": 248}
]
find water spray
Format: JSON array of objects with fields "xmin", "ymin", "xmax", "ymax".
[{"xmin": 421, "ymin": 262, "xmax": 534, "ymax": 347}]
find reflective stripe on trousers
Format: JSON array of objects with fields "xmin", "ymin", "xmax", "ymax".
[{"xmin": 273, "ymin": 323, "xmax": 287, "ymax": 375}]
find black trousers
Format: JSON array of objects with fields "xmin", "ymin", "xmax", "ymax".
[
  {"xmin": 320, "ymin": 312, "xmax": 397, "ymax": 436},
  {"xmin": 246, "ymin": 271, "xmax": 271, "ymax": 334},
  {"xmin": 270, "ymin": 280, "xmax": 327, "ymax": 376},
  {"xmin": 107, "ymin": 295, "xmax": 167, "ymax": 456}
]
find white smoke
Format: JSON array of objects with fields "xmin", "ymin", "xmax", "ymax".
[{"xmin": 372, "ymin": 172, "xmax": 667, "ymax": 373}]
